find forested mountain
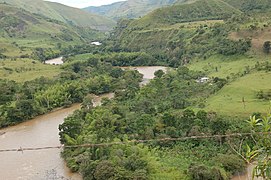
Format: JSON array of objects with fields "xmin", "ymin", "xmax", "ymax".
[
  {"xmin": 127, "ymin": 0, "xmax": 241, "ymax": 28},
  {"xmin": 106, "ymin": 0, "xmax": 248, "ymax": 67},
  {"xmin": 83, "ymin": 0, "xmax": 187, "ymax": 20},
  {"xmin": 0, "ymin": 3, "xmax": 104, "ymax": 59},
  {"xmin": 0, "ymin": 0, "xmax": 115, "ymax": 31},
  {"xmin": 223, "ymin": 0, "xmax": 271, "ymax": 12}
]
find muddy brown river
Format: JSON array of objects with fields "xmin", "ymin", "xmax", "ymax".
[{"xmin": 0, "ymin": 94, "xmax": 113, "ymax": 180}]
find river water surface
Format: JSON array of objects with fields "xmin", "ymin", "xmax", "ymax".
[
  {"xmin": 0, "ymin": 94, "xmax": 113, "ymax": 180},
  {"xmin": 45, "ymin": 57, "xmax": 64, "ymax": 65},
  {"xmin": 122, "ymin": 66, "xmax": 167, "ymax": 85}
]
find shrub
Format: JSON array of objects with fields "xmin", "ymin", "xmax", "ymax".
[{"xmin": 214, "ymin": 154, "xmax": 246, "ymax": 175}]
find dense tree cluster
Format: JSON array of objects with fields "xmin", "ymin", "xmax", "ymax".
[
  {"xmin": 0, "ymin": 60, "xmax": 142, "ymax": 128},
  {"xmin": 67, "ymin": 52, "xmax": 160, "ymax": 66},
  {"xmin": 59, "ymin": 67, "xmax": 248, "ymax": 179}
]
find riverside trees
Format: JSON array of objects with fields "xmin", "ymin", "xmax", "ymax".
[{"xmin": 0, "ymin": 59, "xmax": 142, "ymax": 128}]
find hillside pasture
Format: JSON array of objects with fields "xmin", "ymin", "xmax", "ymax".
[
  {"xmin": 230, "ymin": 27, "xmax": 271, "ymax": 54},
  {"xmin": 205, "ymin": 71, "xmax": 271, "ymax": 116},
  {"xmin": 0, "ymin": 59, "xmax": 62, "ymax": 82}
]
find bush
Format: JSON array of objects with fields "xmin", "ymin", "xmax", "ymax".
[
  {"xmin": 188, "ymin": 164, "xmax": 227, "ymax": 180},
  {"xmin": 214, "ymin": 154, "xmax": 246, "ymax": 175},
  {"xmin": 94, "ymin": 161, "xmax": 116, "ymax": 180},
  {"xmin": 263, "ymin": 41, "xmax": 271, "ymax": 54},
  {"xmin": 256, "ymin": 90, "xmax": 271, "ymax": 100},
  {"xmin": 218, "ymin": 39, "xmax": 251, "ymax": 56}
]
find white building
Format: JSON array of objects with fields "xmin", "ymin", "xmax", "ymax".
[
  {"xmin": 196, "ymin": 77, "xmax": 210, "ymax": 83},
  {"xmin": 91, "ymin": 42, "xmax": 102, "ymax": 46}
]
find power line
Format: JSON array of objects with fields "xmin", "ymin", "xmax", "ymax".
[{"xmin": 0, "ymin": 132, "xmax": 270, "ymax": 153}]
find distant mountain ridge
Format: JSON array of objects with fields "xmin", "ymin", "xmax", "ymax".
[
  {"xmin": 107, "ymin": 0, "xmax": 247, "ymax": 65},
  {"xmin": 0, "ymin": 0, "xmax": 115, "ymax": 31},
  {"xmin": 83, "ymin": 0, "xmax": 184, "ymax": 20},
  {"xmin": 0, "ymin": 2, "xmax": 104, "ymax": 58},
  {"xmin": 84, "ymin": 0, "xmax": 271, "ymax": 21},
  {"xmin": 119, "ymin": 0, "xmax": 241, "ymax": 29}
]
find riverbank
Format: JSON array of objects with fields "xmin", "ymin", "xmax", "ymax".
[
  {"xmin": 232, "ymin": 164, "xmax": 263, "ymax": 180},
  {"xmin": 0, "ymin": 93, "xmax": 115, "ymax": 180},
  {"xmin": 0, "ymin": 104, "xmax": 81, "ymax": 180}
]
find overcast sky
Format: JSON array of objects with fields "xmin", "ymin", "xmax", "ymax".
[{"xmin": 45, "ymin": 0, "xmax": 125, "ymax": 8}]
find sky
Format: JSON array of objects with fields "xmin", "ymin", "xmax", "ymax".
[{"xmin": 45, "ymin": 0, "xmax": 125, "ymax": 8}]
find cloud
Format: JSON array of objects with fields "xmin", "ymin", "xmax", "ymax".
[{"xmin": 45, "ymin": 0, "xmax": 125, "ymax": 8}]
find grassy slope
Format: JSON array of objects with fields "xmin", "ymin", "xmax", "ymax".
[
  {"xmin": 128, "ymin": 0, "xmax": 241, "ymax": 29},
  {"xmin": 0, "ymin": 59, "xmax": 62, "ymax": 82},
  {"xmin": 222, "ymin": 0, "xmax": 271, "ymax": 11},
  {"xmin": 188, "ymin": 54, "xmax": 271, "ymax": 116},
  {"xmin": 45, "ymin": 2, "xmax": 115, "ymax": 31},
  {"xmin": 205, "ymin": 71, "xmax": 271, "ymax": 116},
  {"xmin": 188, "ymin": 55, "xmax": 258, "ymax": 78},
  {"xmin": 113, "ymin": 0, "xmax": 240, "ymax": 53},
  {"xmin": 0, "ymin": 0, "xmax": 115, "ymax": 31},
  {"xmin": 83, "ymin": 0, "xmax": 181, "ymax": 20},
  {"xmin": 188, "ymin": 9, "xmax": 271, "ymax": 116},
  {"xmin": 227, "ymin": 7, "xmax": 271, "ymax": 54},
  {"xmin": 0, "ymin": 3, "xmax": 104, "ymax": 57}
]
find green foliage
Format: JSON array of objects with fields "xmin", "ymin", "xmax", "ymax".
[
  {"xmin": 256, "ymin": 90, "xmax": 271, "ymax": 100},
  {"xmin": 67, "ymin": 52, "xmax": 159, "ymax": 66},
  {"xmin": 218, "ymin": 39, "xmax": 251, "ymax": 56},
  {"xmin": 0, "ymin": 3, "xmax": 105, "ymax": 59},
  {"xmin": 246, "ymin": 114, "xmax": 271, "ymax": 179},
  {"xmin": 0, "ymin": 0, "xmax": 115, "ymax": 31},
  {"xmin": 109, "ymin": 15, "xmax": 251, "ymax": 66},
  {"xmin": 263, "ymin": 41, "xmax": 271, "ymax": 54},
  {"xmin": 0, "ymin": 79, "xmax": 17, "ymax": 105},
  {"xmin": 188, "ymin": 164, "xmax": 227, "ymax": 180},
  {"xmin": 214, "ymin": 154, "xmax": 246, "ymax": 174},
  {"xmin": 224, "ymin": 0, "xmax": 271, "ymax": 12},
  {"xmin": 154, "ymin": 69, "xmax": 165, "ymax": 78},
  {"xmin": 83, "ymin": 0, "xmax": 181, "ymax": 20},
  {"xmin": 0, "ymin": 59, "xmax": 142, "ymax": 127},
  {"xmin": 129, "ymin": 0, "xmax": 240, "ymax": 29},
  {"xmin": 59, "ymin": 67, "xmax": 249, "ymax": 179}
]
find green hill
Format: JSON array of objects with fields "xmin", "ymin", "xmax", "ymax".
[
  {"xmin": 105, "ymin": 0, "xmax": 271, "ymax": 116},
  {"xmin": 83, "ymin": 0, "xmax": 182, "ymax": 20},
  {"xmin": 108, "ymin": 0, "xmax": 243, "ymax": 65},
  {"xmin": 128, "ymin": 0, "xmax": 241, "ymax": 29},
  {"xmin": 0, "ymin": 3, "xmax": 104, "ymax": 58},
  {"xmin": 0, "ymin": 0, "xmax": 115, "ymax": 31},
  {"xmin": 223, "ymin": 0, "xmax": 271, "ymax": 12},
  {"xmin": 108, "ymin": 0, "xmax": 271, "ymax": 62}
]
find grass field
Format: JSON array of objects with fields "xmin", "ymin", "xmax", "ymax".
[
  {"xmin": 188, "ymin": 55, "xmax": 260, "ymax": 78},
  {"xmin": 205, "ymin": 71, "xmax": 271, "ymax": 116},
  {"xmin": 188, "ymin": 54, "xmax": 271, "ymax": 116},
  {"xmin": 189, "ymin": 54, "xmax": 271, "ymax": 78},
  {"xmin": 0, "ymin": 59, "xmax": 62, "ymax": 82}
]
